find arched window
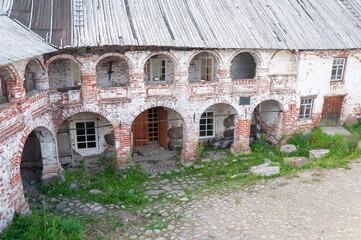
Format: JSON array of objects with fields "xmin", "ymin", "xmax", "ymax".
[
  {"xmin": 189, "ymin": 53, "xmax": 218, "ymax": 82},
  {"xmin": 96, "ymin": 56, "xmax": 129, "ymax": 88},
  {"xmin": 144, "ymin": 55, "xmax": 175, "ymax": 83},
  {"xmin": 49, "ymin": 59, "xmax": 81, "ymax": 92},
  {"xmin": 230, "ymin": 52, "xmax": 256, "ymax": 80},
  {"xmin": 24, "ymin": 60, "xmax": 44, "ymax": 92}
]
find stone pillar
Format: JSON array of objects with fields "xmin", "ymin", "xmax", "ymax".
[
  {"xmin": 115, "ymin": 123, "xmax": 132, "ymax": 167},
  {"xmin": 281, "ymin": 103, "xmax": 298, "ymax": 138},
  {"xmin": 37, "ymin": 133, "xmax": 62, "ymax": 184},
  {"xmin": 10, "ymin": 165, "xmax": 29, "ymax": 215},
  {"xmin": 80, "ymin": 72, "xmax": 98, "ymax": 104},
  {"xmin": 232, "ymin": 117, "xmax": 251, "ymax": 154},
  {"xmin": 181, "ymin": 122, "xmax": 199, "ymax": 165}
]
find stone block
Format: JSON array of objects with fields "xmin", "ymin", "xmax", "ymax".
[
  {"xmin": 250, "ymin": 162, "xmax": 280, "ymax": 176},
  {"xmin": 345, "ymin": 116, "xmax": 358, "ymax": 126},
  {"xmin": 104, "ymin": 133, "xmax": 115, "ymax": 145},
  {"xmin": 284, "ymin": 157, "xmax": 307, "ymax": 168},
  {"xmin": 309, "ymin": 149, "xmax": 330, "ymax": 159},
  {"xmin": 168, "ymin": 127, "xmax": 183, "ymax": 139},
  {"xmin": 280, "ymin": 144, "xmax": 297, "ymax": 154},
  {"xmin": 168, "ymin": 139, "xmax": 183, "ymax": 149}
]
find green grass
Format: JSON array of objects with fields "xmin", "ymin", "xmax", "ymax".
[
  {"xmin": 1, "ymin": 209, "xmax": 83, "ymax": 240},
  {"xmin": 40, "ymin": 163, "xmax": 149, "ymax": 205}
]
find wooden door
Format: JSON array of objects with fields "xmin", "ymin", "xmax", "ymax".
[
  {"xmin": 159, "ymin": 108, "xmax": 168, "ymax": 148},
  {"xmin": 133, "ymin": 111, "xmax": 149, "ymax": 146},
  {"xmin": 133, "ymin": 107, "xmax": 169, "ymax": 148},
  {"xmin": 322, "ymin": 97, "xmax": 343, "ymax": 124}
]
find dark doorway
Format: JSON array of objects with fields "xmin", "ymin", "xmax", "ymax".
[{"xmin": 21, "ymin": 132, "xmax": 43, "ymax": 187}]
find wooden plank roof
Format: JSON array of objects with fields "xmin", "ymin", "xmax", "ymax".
[
  {"xmin": 0, "ymin": 15, "xmax": 56, "ymax": 66},
  {"xmin": 3, "ymin": 0, "xmax": 361, "ymax": 50}
]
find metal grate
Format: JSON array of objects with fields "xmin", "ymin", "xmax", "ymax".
[{"xmin": 74, "ymin": 0, "xmax": 84, "ymax": 27}]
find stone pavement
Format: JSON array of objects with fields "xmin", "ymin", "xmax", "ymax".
[{"xmin": 106, "ymin": 159, "xmax": 361, "ymax": 239}]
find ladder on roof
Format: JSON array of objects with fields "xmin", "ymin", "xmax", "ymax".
[{"xmin": 73, "ymin": 0, "xmax": 84, "ymax": 27}]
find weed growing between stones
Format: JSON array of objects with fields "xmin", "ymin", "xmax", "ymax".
[
  {"xmin": 40, "ymin": 163, "xmax": 148, "ymax": 205},
  {"xmin": 1, "ymin": 206, "xmax": 83, "ymax": 240}
]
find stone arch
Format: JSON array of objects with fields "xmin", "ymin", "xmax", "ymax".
[
  {"xmin": 268, "ymin": 50, "xmax": 297, "ymax": 75},
  {"xmin": 229, "ymin": 50, "xmax": 263, "ymax": 66},
  {"xmin": 94, "ymin": 53, "xmax": 134, "ymax": 88},
  {"xmin": 24, "ymin": 59, "xmax": 45, "ymax": 92},
  {"xmin": 143, "ymin": 52, "xmax": 178, "ymax": 83},
  {"xmin": 230, "ymin": 52, "xmax": 257, "ymax": 80},
  {"xmin": 46, "ymin": 55, "xmax": 83, "ymax": 92},
  {"xmin": 55, "ymin": 110, "xmax": 117, "ymax": 163},
  {"xmin": 197, "ymin": 102, "xmax": 239, "ymax": 148},
  {"xmin": 19, "ymin": 126, "xmax": 61, "ymax": 184},
  {"xmin": 0, "ymin": 65, "xmax": 19, "ymax": 103},
  {"xmin": 131, "ymin": 105, "xmax": 187, "ymax": 159},
  {"xmin": 195, "ymin": 99, "xmax": 240, "ymax": 123},
  {"xmin": 188, "ymin": 51, "xmax": 221, "ymax": 82},
  {"xmin": 250, "ymin": 99, "xmax": 285, "ymax": 145}
]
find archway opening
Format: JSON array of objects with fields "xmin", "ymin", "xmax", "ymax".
[
  {"xmin": 189, "ymin": 52, "xmax": 218, "ymax": 82},
  {"xmin": 132, "ymin": 107, "xmax": 185, "ymax": 165},
  {"xmin": 198, "ymin": 103, "xmax": 237, "ymax": 148},
  {"xmin": 269, "ymin": 51, "xmax": 296, "ymax": 75},
  {"xmin": 24, "ymin": 60, "xmax": 43, "ymax": 93},
  {"xmin": 230, "ymin": 52, "xmax": 256, "ymax": 80},
  {"xmin": 56, "ymin": 112, "xmax": 115, "ymax": 169},
  {"xmin": 250, "ymin": 100, "xmax": 284, "ymax": 146},
  {"xmin": 0, "ymin": 66, "xmax": 13, "ymax": 104},
  {"xmin": 49, "ymin": 58, "xmax": 81, "ymax": 92},
  {"xmin": 21, "ymin": 131, "xmax": 43, "ymax": 185},
  {"xmin": 144, "ymin": 54, "xmax": 176, "ymax": 84},
  {"xmin": 96, "ymin": 56, "xmax": 129, "ymax": 88}
]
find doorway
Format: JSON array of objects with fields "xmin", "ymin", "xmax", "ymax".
[
  {"xmin": 322, "ymin": 96, "xmax": 343, "ymax": 125},
  {"xmin": 133, "ymin": 107, "xmax": 168, "ymax": 148}
]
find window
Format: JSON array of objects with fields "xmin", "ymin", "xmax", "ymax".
[
  {"xmin": 71, "ymin": 62, "xmax": 81, "ymax": 86},
  {"xmin": 331, "ymin": 58, "xmax": 346, "ymax": 81},
  {"xmin": 230, "ymin": 52, "xmax": 256, "ymax": 80},
  {"xmin": 199, "ymin": 111, "xmax": 215, "ymax": 138},
  {"xmin": 200, "ymin": 57, "xmax": 214, "ymax": 81},
  {"xmin": 75, "ymin": 121, "xmax": 97, "ymax": 149},
  {"xmin": 299, "ymin": 98, "xmax": 313, "ymax": 120},
  {"xmin": 150, "ymin": 59, "xmax": 167, "ymax": 82}
]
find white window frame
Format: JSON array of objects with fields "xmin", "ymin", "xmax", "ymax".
[
  {"xmin": 150, "ymin": 58, "xmax": 167, "ymax": 83},
  {"xmin": 75, "ymin": 120, "xmax": 98, "ymax": 150},
  {"xmin": 331, "ymin": 58, "xmax": 346, "ymax": 82},
  {"xmin": 199, "ymin": 111, "xmax": 215, "ymax": 138},
  {"xmin": 70, "ymin": 62, "xmax": 81, "ymax": 87},
  {"xmin": 199, "ymin": 57, "xmax": 214, "ymax": 82},
  {"xmin": 299, "ymin": 97, "xmax": 314, "ymax": 120}
]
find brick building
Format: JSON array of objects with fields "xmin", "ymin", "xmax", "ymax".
[{"xmin": 0, "ymin": 0, "xmax": 361, "ymax": 232}]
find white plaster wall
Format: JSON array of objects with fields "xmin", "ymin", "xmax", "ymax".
[
  {"xmin": 296, "ymin": 50, "xmax": 361, "ymax": 122},
  {"xmin": 67, "ymin": 113, "xmax": 113, "ymax": 156},
  {"xmin": 268, "ymin": 51, "xmax": 296, "ymax": 75},
  {"xmin": 201, "ymin": 104, "xmax": 237, "ymax": 139}
]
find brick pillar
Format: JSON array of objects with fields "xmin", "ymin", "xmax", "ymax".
[
  {"xmin": 181, "ymin": 122, "xmax": 198, "ymax": 165},
  {"xmin": 281, "ymin": 103, "xmax": 298, "ymax": 137},
  {"xmin": 81, "ymin": 72, "xmax": 98, "ymax": 104},
  {"xmin": 10, "ymin": 165, "xmax": 29, "ymax": 215},
  {"xmin": 129, "ymin": 71, "xmax": 146, "ymax": 98},
  {"xmin": 231, "ymin": 117, "xmax": 251, "ymax": 154},
  {"xmin": 115, "ymin": 123, "xmax": 132, "ymax": 167}
]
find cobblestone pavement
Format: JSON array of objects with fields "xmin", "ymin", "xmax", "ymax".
[{"xmin": 107, "ymin": 160, "xmax": 361, "ymax": 240}]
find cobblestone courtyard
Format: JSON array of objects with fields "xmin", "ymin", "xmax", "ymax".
[{"xmin": 110, "ymin": 160, "xmax": 361, "ymax": 240}]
